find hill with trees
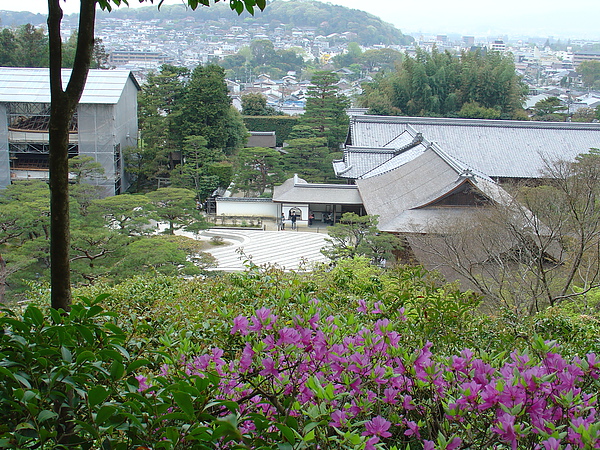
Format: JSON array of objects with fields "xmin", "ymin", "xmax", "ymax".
[{"xmin": 92, "ymin": 0, "xmax": 413, "ymax": 46}]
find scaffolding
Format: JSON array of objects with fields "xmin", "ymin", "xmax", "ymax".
[{"xmin": 6, "ymin": 102, "xmax": 77, "ymax": 132}]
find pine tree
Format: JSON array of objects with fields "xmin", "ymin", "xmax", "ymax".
[{"xmin": 300, "ymin": 71, "xmax": 350, "ymax": 152}]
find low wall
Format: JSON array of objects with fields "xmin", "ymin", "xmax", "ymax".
[{"xmin": 215, "ymin": 197, "xmax": 278, "ymax": 218}]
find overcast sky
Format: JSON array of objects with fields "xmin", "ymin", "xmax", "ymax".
[{"xmin": 2, "ymin": 0, "xmax": 599, "ymax": 40}]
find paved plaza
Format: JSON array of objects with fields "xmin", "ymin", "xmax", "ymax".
[{"xmin": 201, "ymin": 227, "xmax": 330, "ymax": 271}]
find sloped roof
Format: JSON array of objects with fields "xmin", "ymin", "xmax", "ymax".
[
  {"xmin": 347, "ymin": 115, "xmax": 600, "ymax": 179},
  {"xmin": 0, "ymin": 67, "xmax": 140, "ymax": 104},
  {"xmin": 334, "ymin": 128, "xmax": 428, "ymax": 179},
  {"xmin": 273, "ymin": 175, "xmax": 363, "ymax": 204},
  {"xmin": 356, "ymin": 145, "xmax": 510, "ymax": 232}
]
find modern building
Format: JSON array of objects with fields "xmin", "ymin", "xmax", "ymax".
[{"xmin": 0, "ymin": 67, "xmax": 139, "ymax": 196}]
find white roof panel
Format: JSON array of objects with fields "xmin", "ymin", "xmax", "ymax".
[{"xmin": 0, "ymin": 67, "xmax": 139, "ymax": 104}]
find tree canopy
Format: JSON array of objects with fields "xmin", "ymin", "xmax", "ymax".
[{"xmin": 359, "ymin": 48, "xmax": 528, "ymax": 119}]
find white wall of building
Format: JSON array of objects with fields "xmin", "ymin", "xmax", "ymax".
[{"xmin": 216, "ymin": 199, "xmax": 278, "ymax": 218}]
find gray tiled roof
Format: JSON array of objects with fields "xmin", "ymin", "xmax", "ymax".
[
  {"xmin": 0, "ymin": 68, "xmax": 139, "ymax": 104},
  {"xmin": 273, "ymin": 175, "xmax": 362, "ymax": 204},
  {"xmin": 357, "ymin": 145, "xmax": 511, "ymax": 232},
  {"xmin": 348, "ymin": 115, "xmax": 600, "ymax": 179}
]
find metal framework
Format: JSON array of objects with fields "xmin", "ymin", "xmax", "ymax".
[{"xmin": 6, "ymin": 102, "xmax": 78, "ymax": 132}]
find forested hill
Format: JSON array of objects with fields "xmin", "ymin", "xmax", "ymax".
[
  {"xmin": 0, "ymin": 0, "xmax": 410, "ymax": 47},
  {"xmin": 0, "ymin": 11, "xmax": 46, "ymax": 27},
  {"xmin": 97, "ymin": 0, "xmax": 411, "ymax": 46}
]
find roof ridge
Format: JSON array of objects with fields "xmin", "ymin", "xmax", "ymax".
[{"xmin": 353, "ymin": 114, "xmax": 600, "ymax": 131}]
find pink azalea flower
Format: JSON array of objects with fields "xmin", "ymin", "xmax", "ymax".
[
  {"xmin": 371, "ymin": 301, "xmax": 384, "ymax": 314},
  {"xmin": 423, "ymin": 440, "xmax": 435, "ymax": 450},
  {"xmin": 364, "ymin": 436, "xmax": 380, "ymax": 450},
  {"xmin": 231, "ymin": 315, "xmax": 249, "ymax": 335},
  {"xmin": 329, "ymin": 410, "xmax": 348, "ymax": 428},
  {"xmin": 403, "ymin": 420, "xmax": 420, "ymax": 438},
  {"xmin": 363, "ymin": 416, "xmax": 392, "ymax": 438},
  {"xmin": 541, "ymin": 437, "xmax": 561, "ymax": 450},
  {"xmin": 447, "ymin": 437, "xmax": 462, "ymax": 450},
  {"xmin": 259, "ymin": 357, "xmax": 279, "ymax": 377},
  {"xmin": 357, "ymin": 299, "xmax": 368, "ymax": 313},
  {"xmin": 135, "ymin": 375, "xmax": 149, "ymax": 392},
  {"xmin": 239, "ymin": 343, "xmax": 254, "ymax": 372}
]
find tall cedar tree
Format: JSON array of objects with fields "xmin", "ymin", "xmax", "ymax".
[
  {"xmin": 47, "ymin": 0, "xmax": 265, "ymax": 311},
  {"xmin": 181, "ymin": 64, "xmax": 232, "ymax": 151}
]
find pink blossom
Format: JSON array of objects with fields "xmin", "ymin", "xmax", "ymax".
[
  {"xmin": 231, "ymin": 315, "xmax": 249, "ymax": 335},
  {"xmin": 447, "ymin": 437, "xmax": 462, "ymax": 450},
  {"xmin": 239, "ymin": 343, "xmax": 254, "ymax": 372},
  {"xmin": 541, "ymin": 437, "xmax": 561, "ymax": 450},
  {"xmin": 371, "ymin": 301, "xmax": 384, "ymax": 314},
  {"xmin": 357, "ymin": 299, "xmax": 368, "ymax": 313},
  {"xmin": 423, "ymin": 440, "xmax": 435, "ymax": 450},
  {"xmin": 364, "ymin": 436, "xmax": 380, "ymax": 450},
  {"xmin": 403, "ymin": 420, "xmax": 420, "ymax": 438},
  {"xmin": 135, "ymin": 375, "xmax": 149, "ymax": 392},
  {"xmin": 259, "ymin": 357, "xmax": 279, "ymax": 378},
  {"xmin": 277, "ymin": 327, "xmax": 301, "ymax": 346},
  {"xmin": 363, "ymin": 416, "xmax": 392, "ymax": 438},
  {"xmin": 329, "ymin": 410, "xmax": 348, "ymax": 428}
]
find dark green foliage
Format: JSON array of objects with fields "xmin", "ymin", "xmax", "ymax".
[
  {"xmin": 300, "ymin": 71, "xmax": 350, "ymax": 152},
  {"xmin": 234, "ymin": 147, "xmax": 283, "ymax": 195},
  {"xmin": 321, "ymin": 213, "xmax": 403, "ymax": 265},
  {"xmin": 576, "ymin": 60, "xmax": 600, "ymax": 89},
  {"xmin": 532, "ymin": 96, "xmax": 567, "ymax": 121},
  {"xmin": 181, "ymin": 65, "xmax": 233, "ymax": 151},
  {"xmin": 359, "ymin": 48, "xmax": 528, "ymax": 119},
  {"xmin": 241, "ymin": 92, "xmax": 279, "ymax": 116},
  {"xmin": 282, "ymin": 135, "xmax": 332, "ymax": 182},
  {"xmin": 242, "ymin": 116, "xmax": 299, "ymax": 146}
]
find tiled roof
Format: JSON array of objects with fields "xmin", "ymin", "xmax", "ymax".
[
  {"xmin": 348, "ymin": 115, "xmax": 600, "ymax": 179},
  {"xmin": 0, "ymin": 67, "xmax": 139, "ymax": 104},
  {"xmin": 356, "ymin": 145, "xmax": 511, "ymax": 232},
  {"xmin": 273, "ymin": 175, "xmax": 362, "ymax": 204}
]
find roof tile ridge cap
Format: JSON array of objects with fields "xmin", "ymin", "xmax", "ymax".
[{"xmin": 346, "ymin": 146, "xmax": 396, "ymax": 154}]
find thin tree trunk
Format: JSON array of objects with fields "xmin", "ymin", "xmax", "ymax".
[{"xmin": 47, "ymin": 0, "xmax": 96, "ymax": 311}]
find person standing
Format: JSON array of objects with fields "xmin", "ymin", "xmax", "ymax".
[
  {"xmin": 280, "ymin": 213, "xmax": 285, "ymax": 230},
  {"xmin": 308, "ymin": 213, "xmax": 314, "ymax": 226},
  {"xmin": 291, "ymin": 212, "xmax": 297, "ymax": 230}
]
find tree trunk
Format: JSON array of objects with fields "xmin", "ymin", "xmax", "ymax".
[{"xmin": 47, "ymin": 0, "xmax": 96, "ymax": 311}]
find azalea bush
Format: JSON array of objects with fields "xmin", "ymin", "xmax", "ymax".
[
  {"xmin": 137, "ymin": 296, "xmax": 600, "ymax": 449},
  {"xmin": 3, "ymin": 261, "xmax": 600, "ymax": 449}
]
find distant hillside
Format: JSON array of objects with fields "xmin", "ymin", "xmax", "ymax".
[
  {"xmin": 95, "ymin": 0, "xmax": 413, "ymax": 46},
  {"xmin": 0, "ymin": 11, "xmax": 46, "ymax": 28}
]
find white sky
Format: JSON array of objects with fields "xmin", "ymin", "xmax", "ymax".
[{"xmin": 2, "ymin": 0, "xmax": 599, "ymax": 40}]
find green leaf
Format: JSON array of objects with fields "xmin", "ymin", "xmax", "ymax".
[
  {"xmin": 95, "ymin": 405, "xmax": 117, "ymax": 425},
  {"xmin": 110, "ymin": 361, "xmax": 125, "ymax": 380},
  {"xmin": 24, "ymin": 306, "xmax": 44, "ymax": 326},
  {"xmin": 76, "ymin": 350, "xmax": 97, "ymax": 365},
  {"xmin": 126, "ymin": 359, "xmax": 151, "ymax": 374},
  {"xmin": 61, "ymin": 346, "xmax": 73, "ymax": 363},
  {"xmin": 88, "ymin": 386, "xmax": 110, "ymax": 408},
  {"xmin": 276, "ymin": 423, "xmax": 296, "ymax": 445},
  {"xmin": 173, "ymin": 391, "xmax": 195, "ymax": 419},
  {"xmin": 37, "ymin": 410, "xmax": 58, "ymax": 422}
]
